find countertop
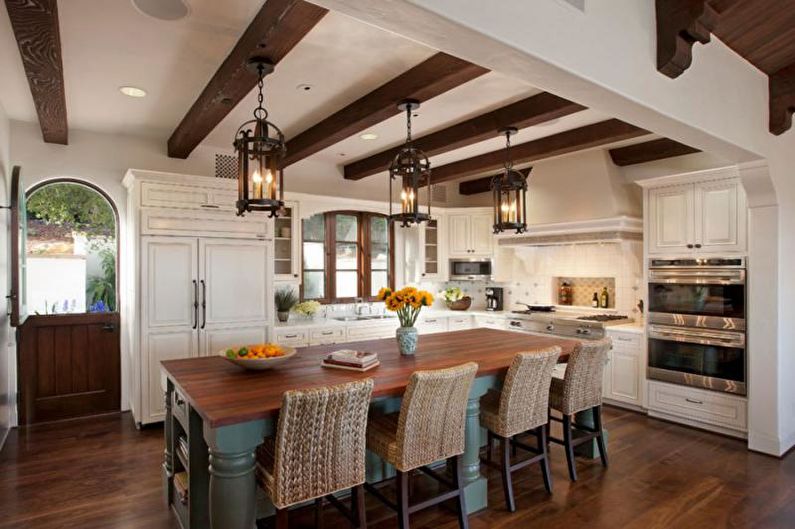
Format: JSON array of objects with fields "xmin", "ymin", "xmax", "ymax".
[{"xmin": 275, "ymin": 308, "xmax": 507, "ymax": 328}]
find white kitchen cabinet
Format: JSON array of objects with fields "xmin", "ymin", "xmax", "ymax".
[
  {"xmin": 448, "ymin": 212, "xmax": 493, "ymax": 257},
  {"xmin": 418, "ymin": 218, "xmax": 445, "ymax": 281},
  {"xmin": 200, "ymin": 325, "xmax": 269, "ymax": 357},
  {"xmin": 470, "ymin": 214, "xmax": 493, "ymax": 255},
  {"xmin": 417, "ymin": 316, "xmax": 449, "ymax": 335},
  {"xmin": 346, "ymin": 321, "xmax": 398, "ymax": 341},
  {"xmin": 603, "ymin": 329, "xmax": 643, "ymax": 408},
  {"xmin": 647, "ymin": 380, "xmax": 747, "ymax": 437},
  {"xmin": 648, "ymin": 185, "xmax": 693, "ymax": 254},
  {"xmin": 648, "ymin": 178, "xmax": 746, "ymax": 255},
  {"xmin": 274, "ymin": 201, "xmax": 301, "ymax": 282},
  {"xmin": 695, "ymin": 180, "xmax": 747, "ymax": 252},
  {"xmin": 475, "ymin": 315, "xmax": 505, "ymax": 330},
  {"xmin": 274, "ymin": 328, "xmax": 310, "ymax": 348},
  {"xmin": 309, "ymin": 327, "xmax": 346, "ymax": 346},
  {"xmin": 448, "ymin": 315, "xmax": 474, "ymax": 331}
]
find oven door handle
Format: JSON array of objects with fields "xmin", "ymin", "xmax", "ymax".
[
  {"xmin": 649, "ymin": 328, "xmax": 745, "ymax": 348},
  {"xmin": 648, "ymin": 269, "xmax": 745, "ymax": 284}
]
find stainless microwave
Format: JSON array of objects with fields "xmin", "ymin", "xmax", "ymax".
[{"xmin": 449, "ymin": 258, "xmax": 493, "ymax": 281}]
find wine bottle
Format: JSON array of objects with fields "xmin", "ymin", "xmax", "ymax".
[{"xmin": 600, "ymin": 287, "xmax": 609, "ymax": 308}]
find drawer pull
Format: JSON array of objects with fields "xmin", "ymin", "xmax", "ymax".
[
  {"xmin": 426, "ymin": 319, "xmax": 437, "ymax": 323},
  {"xmin": 617, "ymin": 337, "xmax": 634, "ymax": 342},
  {"xmin": 685, "ymin": 398, "xmax": 704, "ymax": 405},
  {"xmin": 285, "ymin": 334, "xmax": 298, "ymax": 338},
  {"xmin": 321, "ymin": 331, "xmax": 334, "ymax": 336},
  {"xmin": 200, "ymin": 204, "xmax": 220, "ymax": 209},
  {"xmin": 175, "ymin": 394, "xmax": 185, "ymax": 407}
]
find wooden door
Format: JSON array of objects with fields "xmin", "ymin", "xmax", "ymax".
[
  {"xmin": 648, "ymin": 185, "xmax": 694, "ymax": 254},
  {"xmin": 470, "ymin": 214, "xmax": 493, "ymax": 256},
  {"xmin": 17, "ymin": 313, "xmax": 120, "ymax": 425},
  {"xmin": 448, "ymin": 215, "xmax": 471, "ymax": 256},
  {"xmin": 695, "ymin": 179, "xmax": 747, "ymax": 253},
  {"xmin": 141, "ymin": 237, "xmax": 199, "ymax": 423}
]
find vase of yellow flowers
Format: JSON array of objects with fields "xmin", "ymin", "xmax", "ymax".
[{"xmin": 377, "ymin": 286, "xmax": 434, "ymax": 356}]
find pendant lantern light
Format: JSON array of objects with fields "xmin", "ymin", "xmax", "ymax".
[
  {"xmin": 235, "ymin": 57, "xmax": 286, "ymax": 217},
  {"xmin": 491, "ymin": 127, "xmax": 529, "ymax": 234},
  {"xmin": 388, "ymin": 99, "xmax": 431, "ymax": 227}
]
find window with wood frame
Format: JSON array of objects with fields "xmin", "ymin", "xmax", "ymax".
[{"xmin": 301, "ymin": 211, "xmax": 394, "ymax": 303}]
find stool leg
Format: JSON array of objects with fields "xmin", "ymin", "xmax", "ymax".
[
  {"xmin": 486, "ymin": 431, "xmax": 494, "ymax": 463},
  {"xmin": 396, "ymin": 470, "xmax": 410, "ymax": 529},
  {"xmin": 562, "ymin": 414, "xmax": 578, "ymax": 482},
  {"xmin": 500, "ymin": 436, "xmax": 515, "ymax": 512},
  {"xmin": 275, "ymin": 508, "xmax": 289, "ymax": 529},
  {"xmin": 538, "ymin": 425, "xmax": 553, "ymax": 494},
  {"xmin": 314, "ymin": 497, "xmax": 324, "ymax": 529},
  {"xmin": 352, "ymin": 484, "xmax": 367, "ymax": 529},
  {"xmin": 593, "ymin": 405, "xmax": 609, "ymax": 468},
  {"xmin": 452, "ymin": 455, "xmax": 469, "ymax": 529}
]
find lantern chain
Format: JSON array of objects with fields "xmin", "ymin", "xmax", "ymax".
[
  {"xmin": 253, "ymin": 63, "xmax": 268, "ymax": 121},
  {"xmin": 504, "ymin": 130, "xmax": 513, "ymax": 171}
]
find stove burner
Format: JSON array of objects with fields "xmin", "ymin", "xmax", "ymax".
[{"xmin": 577, "ymin": 314, "xmax": 629, "ymax": 322}]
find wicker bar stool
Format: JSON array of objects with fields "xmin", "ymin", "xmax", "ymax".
[
  {"xmin": 365, "ymin": 362, "xmax": 478, "ymax": 529},
  {"xmin": 255, "ymin": 379, "xmax": 374, "ymax": 529},
  {"xmin": 548, "ymin": 338, "xmax": 612, "ymax": 482},
  {"xmin": 479, "ymin": 347, "xmax": 560, "ymax": 512}
]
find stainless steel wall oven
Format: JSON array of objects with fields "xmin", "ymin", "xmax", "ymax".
[{"xmin": 647, "ymin": 257, "xmax": 746, "ymax": 395}]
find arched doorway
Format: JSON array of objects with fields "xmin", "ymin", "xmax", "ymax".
[{"xmin": 16, "ymin": 178, "xmax": 121, "ymax": 425}]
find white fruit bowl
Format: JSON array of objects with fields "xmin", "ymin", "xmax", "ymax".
[{"xmin": 220, "ymin": 346, "xmax": 297, "ymax": 371}]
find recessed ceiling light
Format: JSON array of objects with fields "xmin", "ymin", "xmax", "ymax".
[
  {"xmin": 360, "ymin": 132, "xmax": 378, "ymax": 141},
  {"xmin": 131, "ymin": 0, "xmax": 190, "ymax": 21},
  {"xmin": 119, "ymin": 86, "xmax": 147, "ymax": 98}
]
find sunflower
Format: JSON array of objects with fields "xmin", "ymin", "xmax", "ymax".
[
  {"xmin": 376, "ymin": 287, "xmax": 392, "ymax": 301},
  {"xmin": 385, "ymin": 293, "xmax": 404, "ymax": 311},
  {"xmin": 407, "ymin": 292, "xmax": 422, "ymax": 309},
  {"xmin": 420, "ymin": 291, "xmax": 434, "ymax": 306}
]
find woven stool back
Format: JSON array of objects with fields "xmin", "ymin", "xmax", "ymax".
[
  {"xmin": 561, "ymin": 338, "xmax": 612, "ymax": 415},
  {"xmin": 497, "ymin": 347, "xmax": 561, "ymax": 437},
  {"xmin": 394, "ymin": 362, "xmax": 478, "ymax": 471},
  {"xmin": 272, "ymin": 379, "xmax": 374, "ymax": 508}
]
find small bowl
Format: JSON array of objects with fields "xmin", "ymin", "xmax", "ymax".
[{"xmin": 220, "ymin": 346, "xmax": 297, "ymax": 371}]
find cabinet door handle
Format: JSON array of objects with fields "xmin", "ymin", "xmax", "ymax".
[
  {"xmin": 192, "ymin": 280, "xmax": 199, "ymax": 330},
  {"xmin": 200, "ymin": 280, "xmax": 207, "ymax": 329},
  {"xmin": 685, "ymin": 398, "xmax": 703, "ymax": 405}
]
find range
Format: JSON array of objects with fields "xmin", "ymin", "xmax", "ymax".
[{"xmin": 507, "ymin": 308, "xmax": 633, "ymax": 340}]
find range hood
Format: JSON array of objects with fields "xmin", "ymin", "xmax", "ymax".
[{"xmin": 498, "ymin": 216, "xmax": 642, "ymax": 247}]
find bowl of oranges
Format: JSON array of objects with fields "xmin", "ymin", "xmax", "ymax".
[{"xmin": 221, "ymin": 343, "xmax": 296, "ymax": 370}]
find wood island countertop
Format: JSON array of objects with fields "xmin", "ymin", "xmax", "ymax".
[{"xmin": 161, "ymin": 328, "xmax": 578, "ymax": 428}]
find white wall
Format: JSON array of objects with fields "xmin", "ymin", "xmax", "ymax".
[
  {"xmin": 0, "ymin": 100, "xmax": 10, "ymax": 448},
  {"xmin": 312, "ymin": 0, "xmax": 795, "ymax": 456}
]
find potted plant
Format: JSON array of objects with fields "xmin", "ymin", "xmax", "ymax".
[
  {"xmin": 377, "ymin": 286, "xmax": 434, "ymax": 356},
  {"xmin": 441, "ymin": 287, "xmax": 472, "ymax": 311},
  {"xmin": 274, "ymin": 287, "xmax": 298, "ymax": 322}
]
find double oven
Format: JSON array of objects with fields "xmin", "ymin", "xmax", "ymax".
[{"xmin": 647, "ymin": 258, "xmax": 746, "ymax": 395}]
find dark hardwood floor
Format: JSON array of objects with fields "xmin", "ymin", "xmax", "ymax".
[{"xmin": 1, "ymin": 407, "xmax": 793, "ymax": 529}]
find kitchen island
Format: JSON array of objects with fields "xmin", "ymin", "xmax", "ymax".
[{"xmin": 161, "ymin": 328, "xmax": 578, "ymax": 529}]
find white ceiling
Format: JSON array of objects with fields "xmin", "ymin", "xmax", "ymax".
[{"xmin": 0, "ymin": 0, "xmax": 650, "ymax": 180}]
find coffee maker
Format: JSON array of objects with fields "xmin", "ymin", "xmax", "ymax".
[{"xmin": 485, "ymin": 287, "xmax": 504, "ymax": 311}]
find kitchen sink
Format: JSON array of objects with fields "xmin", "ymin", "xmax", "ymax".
[{"xmin": 332, "ymin": 315, "xmax": 395, "ymax": 322}]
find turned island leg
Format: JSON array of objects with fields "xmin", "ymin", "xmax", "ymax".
[
  {"xmin": 204, "ymin": 421, "xmax": 269, "ymax": 529},
  {"xmin": 459, "ymin": 375, "xmax": 495, "ymax": 513}
]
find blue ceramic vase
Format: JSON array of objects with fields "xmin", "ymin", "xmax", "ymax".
[{"xmin": 396, "ymin": 326, "xmax": 418, "ymax": 356}]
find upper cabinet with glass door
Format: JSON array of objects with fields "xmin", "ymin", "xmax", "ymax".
[
  {"xmin": 419, "ymin": 217, "xmax": 446, "ymax": 281},
  {"xmin": 273, "ymin": 201, "xmax": 301, "ymax": 281}
]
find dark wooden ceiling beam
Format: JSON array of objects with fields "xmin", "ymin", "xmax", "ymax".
[
  {"xmin": 655, "ymin": 0, "xmax": 719, "ymax": 78},
  {"xmin": 458, "ymin": 167, "xmax": 531, "ymax": 196},
  {"xmin": 427, "ymin": 119, "xmax": 647, "ymax": 185},
  {"xmin": 281, "ymin": 53, "xmax": 488, "ymax": 167},
  {"xmin": 167, "ymin": 0, "xmax": 328, "ymax": 159},
  {"xmin": 608, "ymin": 138, "xmax": 700, "ymax": 166},
  {"xmin": 343, "ymin": 92, "xmax": 584, "ymax": 180},
  {"xmin": 770, "ymin": 62, "xmax": 795, "ymax": 135},
  {"xmin": 5, "ymin": 0, "xmax": 67, "ymax": 144}
]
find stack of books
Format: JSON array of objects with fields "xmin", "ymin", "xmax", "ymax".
[{"xmin": 321, "ymin": 350, "xmax": 380, "ymax": 372}]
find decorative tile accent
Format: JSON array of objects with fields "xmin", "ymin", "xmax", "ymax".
[
  {"xmin": 556, "ymin": 277, "xmax": 615, "ymax": 308},
  {"xmin": 214, "ymin": 154, "xmax": 237, "ymax": 179}
]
